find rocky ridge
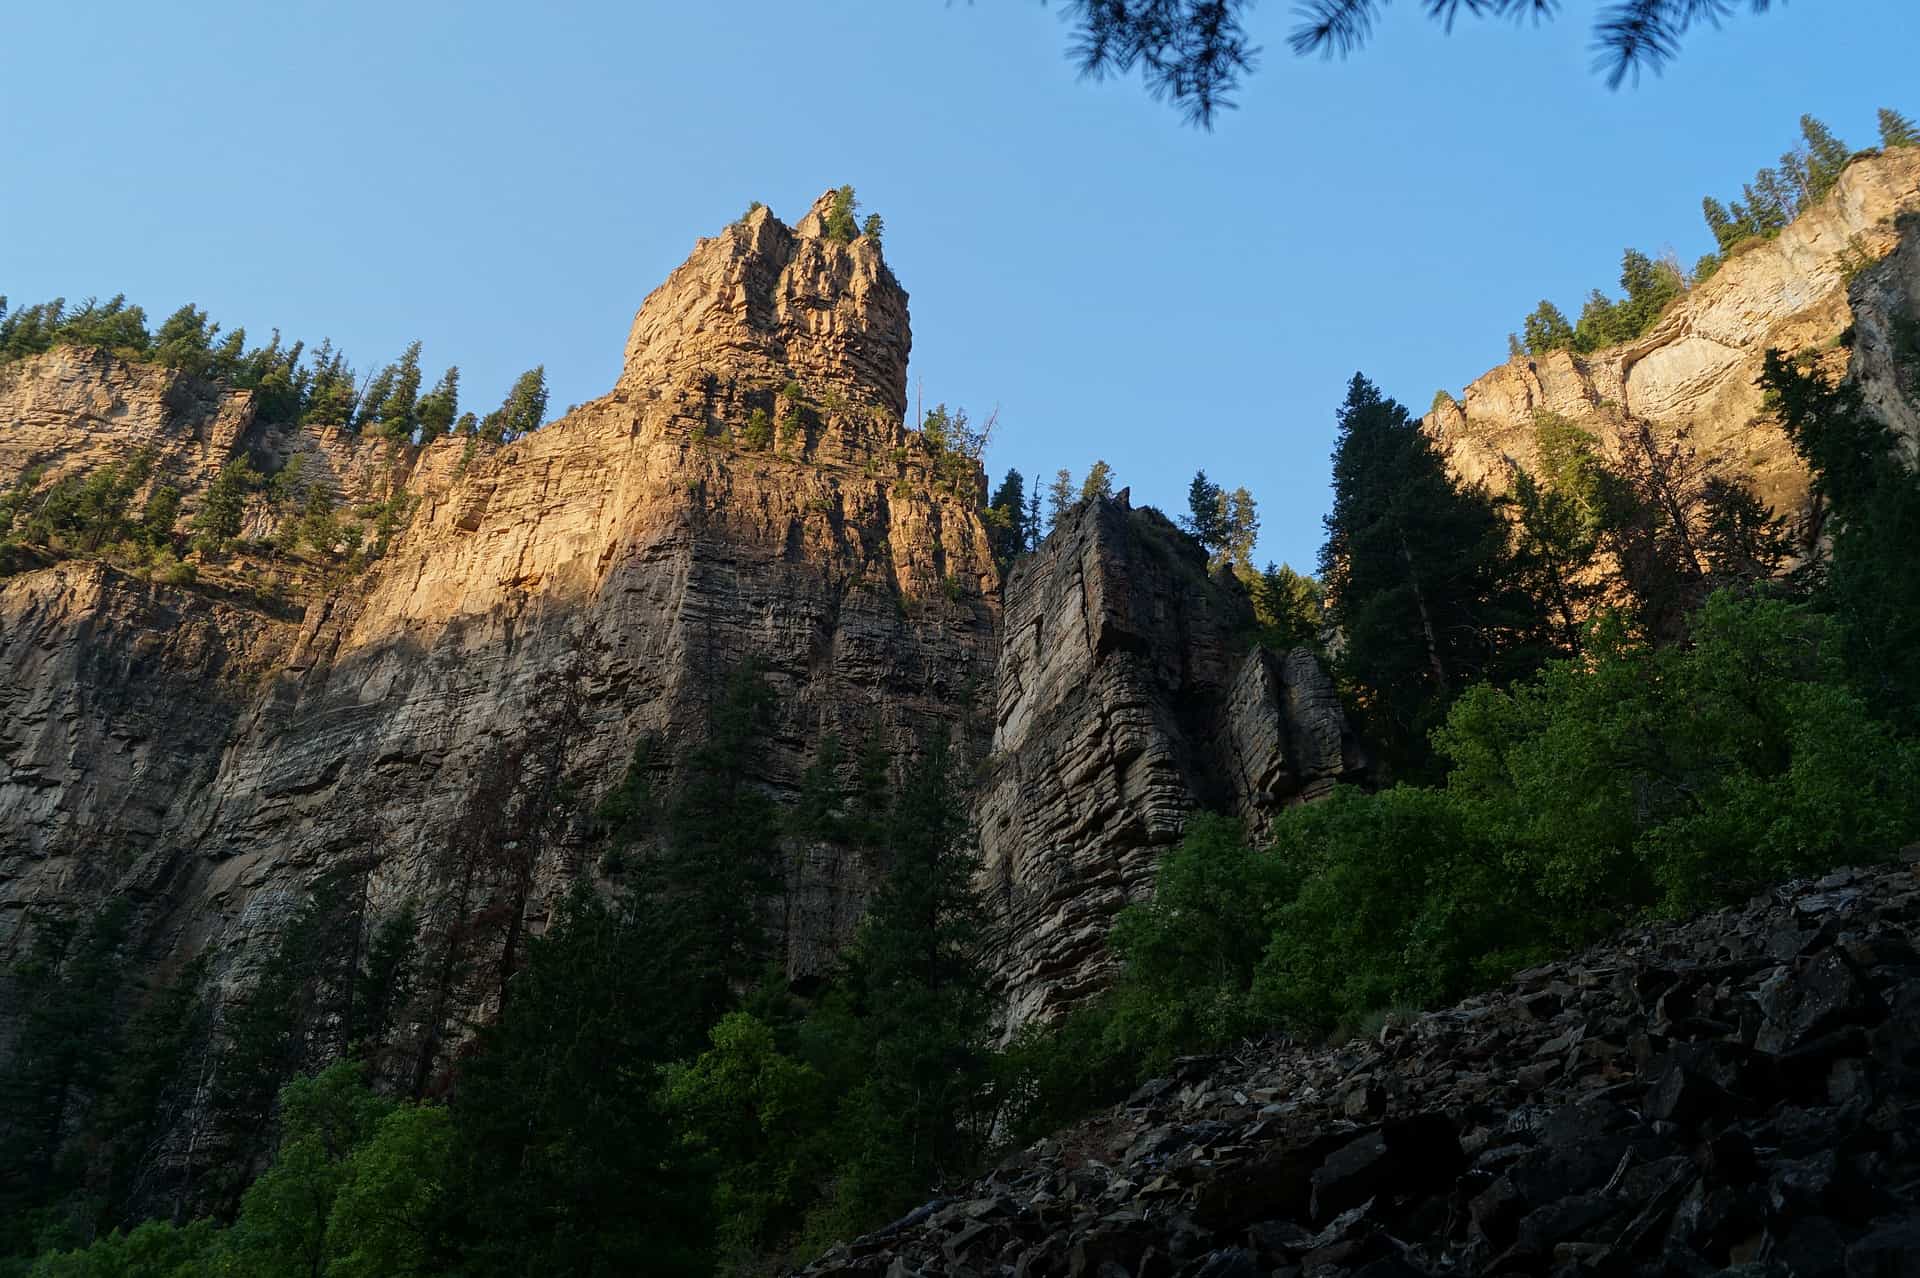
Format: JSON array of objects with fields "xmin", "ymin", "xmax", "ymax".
[
  {"xmin": 1425, "ymin": 147, "xmax": 1920, "ymax": 533},
  {"xmin": 0, "ymin": 192, "xmax": 1355, "ymax": 1075},
  {"xmin": 0, "ymin": 191, "xmax": 999, "ymax": 1024},
  {"xmin": 798, "ymin": 855, "xmax": 1920, "ymax": 1277}
]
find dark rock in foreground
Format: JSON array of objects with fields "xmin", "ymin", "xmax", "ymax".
[{"xmin": 797, "ymin": 854, "xmax": 1920, "ymax": 1276}]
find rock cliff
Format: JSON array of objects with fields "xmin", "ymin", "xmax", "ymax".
[
  {"xmin": 1426, "ymin": 147, "xmax": 1920, "ymax": 530},
  {"xmin": 978, "ymin": 492, "xmax": 1361, "ymax": 1034},
  {"xmin": 0, "ymin": 193, "xmax": 1355, "ymax": 1088}
]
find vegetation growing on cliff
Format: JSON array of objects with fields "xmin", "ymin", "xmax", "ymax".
[{"xmin": 1511, "ymin": 110, "xmax": 1916, "ymax": 360}]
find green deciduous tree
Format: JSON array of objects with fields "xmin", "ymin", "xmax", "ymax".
[{"xmin": 1079, "ymin": 459, "xmax": 1114, "ymax": 503}]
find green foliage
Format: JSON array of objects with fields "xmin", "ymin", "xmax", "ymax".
[
  {"xmin": 1521, "ymin": 299, "xmax": 1575, "ymax": 354},
  {"xmin": 740, "ymin": 407, "xmax": 774, "ymax": 451},
  {"xmin": 1319, "ymin": 373, "xmax": 1527, "ymax": 779},
  {"xmin": 2, "ymin": 452, "xmax": 164, "ymax": 564},
  {"xmin": 985, "ymin": 468, "xmax": 1029, "ymax": 565},
  {"xmin": 31, "ymin": 1063, "xmax": 454, "ymax": 1278},
  {"xmin": 795, "ymin": 734, "xmax": 993, "ymax": 1248},
  {"xmin": 1439, "ymin": 595, "xmax": 1920, "ymax": 914},
  {"xmin": 1045, "ymin": 467, "xmax": 1074, "ymax": 533},
  {"xmin": 1079, "ymin": 459, "xmax": 1114, "ymax": 504},
  {"xmin": 1180, "ymin": 470, "xmax": 1226, "ymax": 552},
  {"xmin": 191, "ymin": 458, "xmax": 259, "ymax": 553},
  {"xmin": 822, "ymin": 185, "xmax": 859, "ymax": 244},
  {"xmin": 860, "ymin": 212, "xmax": 884, "ymax": 247},
  {"xmin": 1254, "ymin": 562, "xmax": 1322, "ymax": 649},
  {"xmin": 1703, "ymin": 113, "xmax": 1855, "ymax": 253},
  {"xmin": 661, "ymin": 1013, "xmax": 829, "ymax": 1262},
  {"xmin": 414, "ymin": 365, "xmax": 459, "ymax": 438},
  {"xmin": 915, "ymin": 403, "xmax": 988, "ymax": 501},
  {"xmin": 1763, "ymin": 348, "xmax": 1920, "ymax": 727},
  {"xmin": 481, "ymin": 366, "xmax": 547, "ymax": 443},
  {"xmin": 443, "ymin": 887, "xmax": 714, "ymax": 1275}
]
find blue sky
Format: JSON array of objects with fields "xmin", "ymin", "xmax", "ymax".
[{"xmin": 2, "ymin": 2, "xmax": 1912, "ymax": 569}]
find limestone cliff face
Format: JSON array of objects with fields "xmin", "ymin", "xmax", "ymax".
[
  {"xmin": 0, "ymin": 193, "xmax": 995, "ymax": 1022},
  {"xmin": 1426, "ymin": 147, "xmax": 1920, "ymax": 524},
  {"xmin": 977, "ymin": 492, "xmax": 1362, "ymax": 1034},
  {"xmin": 0, "ymin": 191, "xmax": 1356, "ymax": 1104}
]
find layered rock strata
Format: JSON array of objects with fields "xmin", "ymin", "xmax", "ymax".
[
  {"xmin": 0, "ymin": 193, "xmax": 998, "ymax": 1031},
  {"xmin": 978, "ymin": 492, "xmax": 1362, "ymax": 1034},
  {"xmin": 1, "ymin": 193, "xmax": 1355, "ymax": 1079},
  {"xmin": 1426, "ymin": 147, "xmax": 1920, "ymax": 530},
  {"xmin": 799, "ymin": 854, "xmax": 1920, "ymax": 1277}
]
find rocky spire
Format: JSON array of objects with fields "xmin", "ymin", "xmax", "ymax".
[{"xmin": 619, "ymin": 190, "xmax": 911, "ymax": 423}]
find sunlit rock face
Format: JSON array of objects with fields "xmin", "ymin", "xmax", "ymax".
[
  {"xmin": 0, "ymin": 185, "xmax": 1359, "ymax": 1124},
  {"xmin": 1425, "ymin": 147, "xmax": 1920, "ymax": 532},
  {"xmin": 0, "ymin": 193, "xmax": 994, "ymax": 1026}
]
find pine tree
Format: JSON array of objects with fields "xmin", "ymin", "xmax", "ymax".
[
  {"xmin": 640, "ymin": 664, "xmax": 783, "ymax": 1029},
  {"xmin": 1046, "ymin": 468, "xmax": 1075, "ymax": 532},
  {"xmin": 492, "ymin": 366, "xmax": 549, "ymax": 442},
  {"xmin": 1572, "ymin": 289, "xmax": 1625, "ymax": 353},
  {"xmin": 1181, "ymin": 470, "xmax": 1226, "ymax": 550},
  {"xmin": 986, "ymin": 469, "xmax": 1028, "ymax": 563},
  {"xmin": 1219, "ymin": 486, "xmax": 1259, "ymax": 572},
  {"xmin": 192, "ymin": 458, "xmax": 258, "ymax": 551},
  {"xmin": 1256, "ymin": 562, "xmax": 1322, "ymax": 648},
  {"xmin": 301, "ymin": 340, "xmax": 359, "ymax": 430},
  {"xmin": 1615, "ymin": 248, "xmax": 1684, "ymax": 337},
  {"xmin": 416, "ymin": 366, "xmax": 460, "ymax": 438},
  {"xmin": 1080, "ymin": 460, "xmax": 1114, "ymax": 503},
  {"xmin": 1318, "ymin": 373, "xmax": 1524, "ymax": 780},
  {"xmin": 444, "ymin": 888, "xmax": 715, "ymax": 1274},
  {"xmin": 861, "ymin": 212, "xmax": 884, "ymax": 246},
  {"xmin": 824, "ymin": 185, "xmax": 859, "ymax": 244},
  {"xmin": 815, "ymin": 733, "xmax": 992, "ymax": 1230},
  {"xmin": 1777, "ymin": 148, "xmax": 1812, "ymax": 211},
  {"xmin": 1701, "ymin": 197, "xmax": 1738, "ymax": 251},
  {"xmin": 375, "ymin": 341, "xmax": 423, "ymax": 441},
  {"xmin": 1800, "ymin": 114, "xmax": 1851, "ymax": 199},
  {"xmin": 1879, "ymin": 107, "xmax": 1920, "ymax": 149},
  {"xmin": 1522, "ymin": 300, "xmax": 1576, "ymax": 354},
  {"xmin": 153, "ymin": 305, "xmax": 217, "ymax": 377},
  {"xmin": 1024, "ymin": 487, "xmax": 1043, "ymax": 552}
]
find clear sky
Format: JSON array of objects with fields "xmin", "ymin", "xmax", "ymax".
[{"xmin": 2, "ymin": 2, "xmax": 1913, "ymax": 570}]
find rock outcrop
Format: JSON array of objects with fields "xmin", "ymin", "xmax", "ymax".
[
  {"xmin": 797, "ymin": 853, "xmax": 1920, "ymax": 1277},
  {"xmin": 978, "ymin": 493, "xmax": 1362, "ymax": 1034},
  {"xmin": 0, "ymin": 192, "xmax": 1355, "ymax": 1080},
  {"xmin": 1426, "ymin": 147, "xmax": 1920, "ymax": 531},
  {"xmin": 0, "ymin": 193, "xmax": 999, "ymax": 1038}
]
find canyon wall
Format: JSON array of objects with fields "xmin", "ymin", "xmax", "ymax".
[
  {"xmin": 1425, "ymin": 147, "xmax": 1920, "ymax": 527},
  {"xmin": 0, "ymin": 193, "xmax": 1356, "ymax": 1081}
]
